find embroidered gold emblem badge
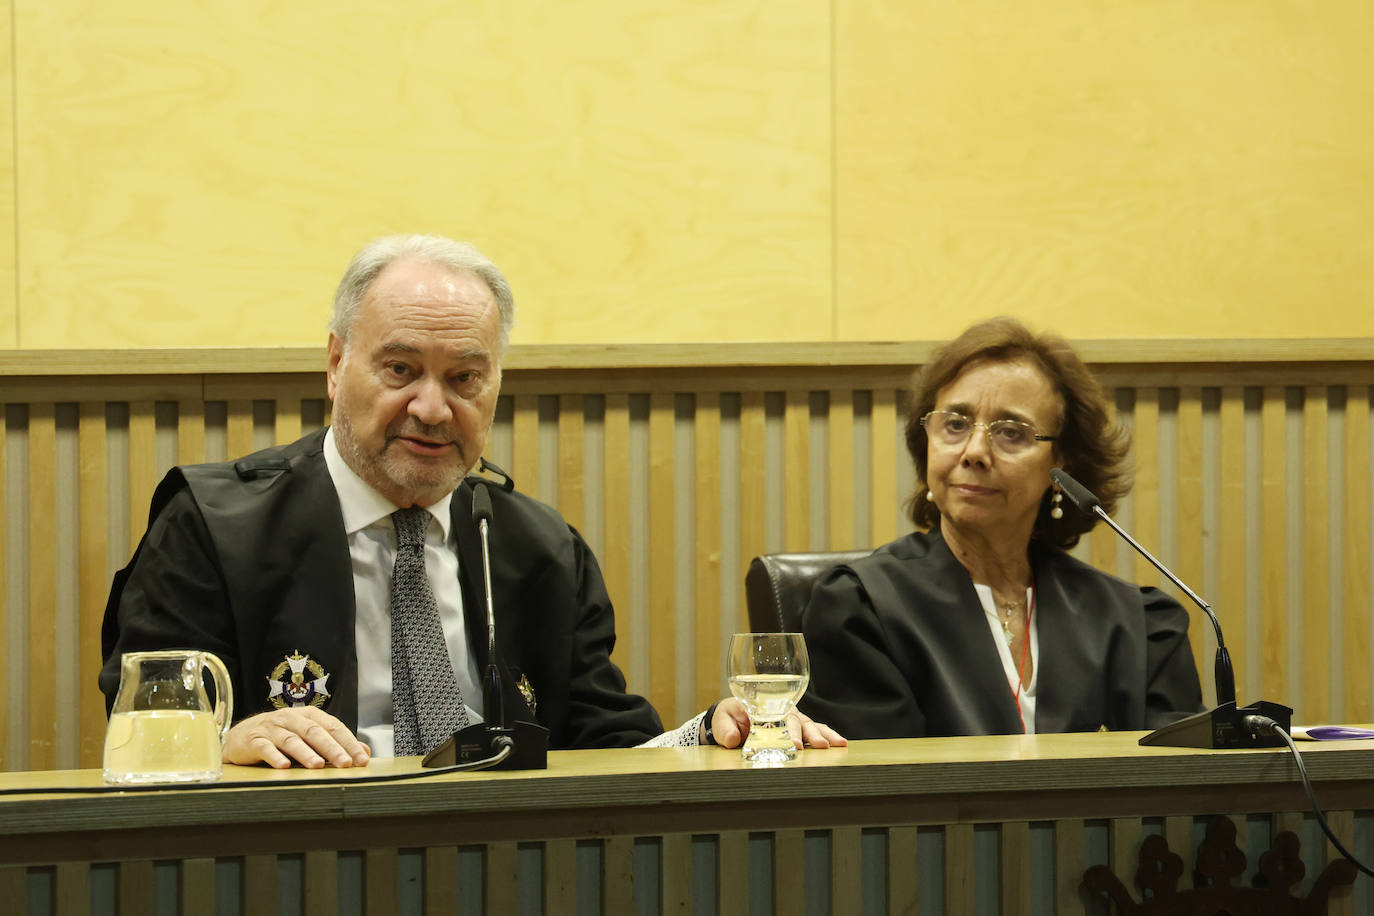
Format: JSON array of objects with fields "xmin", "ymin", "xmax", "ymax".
[
  {"xmin": 267, "ymin": 650, "xmax": 331, "ymax": 709},
  {"xmin": 516, "ymin": 674, "xmax": 537, "ymax": 714}
]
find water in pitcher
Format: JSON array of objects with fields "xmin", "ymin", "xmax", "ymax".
[{"xmin": 103, "ymin": 709, "xmax": 222, "ymax": 785}]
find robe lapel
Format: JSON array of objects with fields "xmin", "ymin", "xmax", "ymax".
[
  {"xmin": 1024, "ymin": 545, "xmax": 1092, "ymax": 733},
  {"xmin": 286, "ymin": 449, "xmax": 359, "ymax": 727},
  {"xmin": 928, "ymin": 535, "xmax": 1026, "ymax": 734}
]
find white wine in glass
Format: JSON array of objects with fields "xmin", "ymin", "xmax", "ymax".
[{"xmin": 727, "ymin": 633, "xmax": 810, "ymax": 765}]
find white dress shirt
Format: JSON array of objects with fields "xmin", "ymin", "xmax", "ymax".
[
  {"xmin": 323, "ymin": 429, "xmax": 483, "ymax": 757},
  {"xmin": 323, "ymin": 429, "xmax": 705, "ymax": 753}
]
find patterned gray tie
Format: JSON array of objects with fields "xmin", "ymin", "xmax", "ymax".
[{"xmin": 390, "ymin": 507, "xmax": 470, "ymax": 756}]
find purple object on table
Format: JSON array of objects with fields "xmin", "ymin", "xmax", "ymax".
[{"xmin": 1295, "ymin": 725, "xmax": 1374, "ymax": 740}]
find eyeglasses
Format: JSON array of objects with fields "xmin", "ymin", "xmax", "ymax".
[{"xmin": 920, "ymin": 410, "xmax": 1056, "ymax": 457}]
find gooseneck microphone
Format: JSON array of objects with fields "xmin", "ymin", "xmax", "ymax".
[
  {"xmin": 1051, "ymin": 469, "xmax": 1235, "ymax": 707},
  {"xmin": 471, "ymin": 483, "xmax": 503, "ymax": 729},
  {"xmin": 421, "ymin": 480, "xmax": 549, "ymax": 770},
  {"xmin": 1049, "ymin": 468, "xmax": 1291, "ymax": 749}
]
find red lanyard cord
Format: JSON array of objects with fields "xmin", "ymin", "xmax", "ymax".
[{"xmin": 1012, "ymin": 582, "xmax": 1035, "ymax": 733}]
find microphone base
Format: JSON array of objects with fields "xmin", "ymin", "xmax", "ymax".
[
  {"xmin": 422, "ymin": 720, "xmax": 550, "ymax": 770},
  {"xmin": 1137, "ymin": 700, "xmax": 1293, "ymax": 749}
]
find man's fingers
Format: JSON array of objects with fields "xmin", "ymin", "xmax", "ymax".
[{"xmin": 222, "ymin": 709, "xmax": 369, "ymax": 769}]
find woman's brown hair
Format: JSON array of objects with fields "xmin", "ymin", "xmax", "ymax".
[{"xmin": 904, "ymin": 317, "xmax": 1130, "ymax": 549}]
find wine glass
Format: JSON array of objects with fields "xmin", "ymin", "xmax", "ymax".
[{"xmin": 727, "ymin": 633, "xmax": 810, "ymax": 765}]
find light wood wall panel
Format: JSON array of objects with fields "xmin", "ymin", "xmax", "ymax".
[
  {"xmin": 0, "ymin": 0, "xmax": 13, "ymax": 349},
  {"xmin": 3, "ymin": 345, "xmax": 1374, "ymax": 767},
  {"xmin": 3, "ymin": 3, "xmax": 1372, "ymax": 353},
  {"xmin": 835, "ymin": 1, "xmax": 1374, "ymax": 342},
  {"xmin": 11, "ymin": 0, "xmax": 830, "ymax": 349}
]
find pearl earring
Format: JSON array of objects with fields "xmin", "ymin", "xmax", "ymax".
[
  {"xmin": 1050, "ymin": 488, "xmax": 1064, "ymax": 520},
  {"xmin": 926, "ymin": 490, "xmax": 935, "ymax": 503}
]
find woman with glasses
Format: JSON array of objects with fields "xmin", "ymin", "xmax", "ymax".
[{"xmin": 799, "ymin": 317, "xmax": 1203, "ymax": 738}]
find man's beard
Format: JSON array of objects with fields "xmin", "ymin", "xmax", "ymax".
[{"xmin": 333, "ymin": 410, "xmax": 470, "ymax": 505}]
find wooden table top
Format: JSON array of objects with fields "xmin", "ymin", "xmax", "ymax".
[{"xmin": 2, "ymin": 731, "xmax": 1371, "ymax": 839}]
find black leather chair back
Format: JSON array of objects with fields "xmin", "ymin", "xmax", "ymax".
[{"xmin": 744, "ymin": 550, "xmax": 870, "ymax": 633}]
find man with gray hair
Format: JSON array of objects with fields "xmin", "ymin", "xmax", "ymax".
[{"xmin": 101, "ymin": 234, "xmax": 844, "ymax": 765}]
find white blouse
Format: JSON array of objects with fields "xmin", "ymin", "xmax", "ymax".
[{"xmin": 972, "ymin": 584, "xmax": 1040, "ymax": 734}]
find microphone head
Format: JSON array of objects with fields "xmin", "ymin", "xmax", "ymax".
[
  {"xmin": 1050, "ymin": 468, "xmax": 1100, "ymax": 513},
  {"xmin": 471, "ymin": 481, "xmax": 494, "ymax": 524}
]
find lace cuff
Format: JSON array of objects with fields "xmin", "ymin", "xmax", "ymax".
[{"xmin": 637, "ymin": 710, "xmax": 708, "ymax": 748}]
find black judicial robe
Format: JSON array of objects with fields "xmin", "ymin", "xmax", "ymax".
[
  {"xmin": 99, "ymin": 428, "xmax": 664, "ymax": 749},
  {"xmin": 798, "ymin": 530, "xmax": 1204, "ymax": 738}
]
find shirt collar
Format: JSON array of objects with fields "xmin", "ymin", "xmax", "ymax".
[{"xmin": 324, "ymin": 427, "xmax": 453, "ymax": 539}]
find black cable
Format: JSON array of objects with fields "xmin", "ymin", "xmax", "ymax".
[
  {"xmin": 0, "ymin": 743, "xmax": 512, "ymax": 797},
  {"xmin": 1244, "ymin": 715, "xmax": 1374, "ymax": 880}
]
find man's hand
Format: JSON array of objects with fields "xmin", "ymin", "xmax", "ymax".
[
  {"xmin": 223, "ymin": 708, "xmax": 371, "ymax": 769},
  {"xmin": 704, "ymin": 698, "xmax": 847, "ymax": 750}
]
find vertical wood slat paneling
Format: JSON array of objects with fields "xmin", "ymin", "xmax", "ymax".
[
  {"xmin": 545, "ymin": 838, "xmax": 577, "ymax": 913},
  {"xmin": 831, "ymin": 826, "xmax": 861, "ymax": 914},
  {"xmin": 1108, "ymin": 818, "xmax": 1141, "ymax": 901},
  {"xmin": 424, "ymin": 846, "xmax": 459, "ymax": 916},
  {"xmin": 127, "ymin": 400, "xmax": 156, "ymax": 549},
  {"xmin": 0, "ymin": 866, "xmax": 25, "ymax": 915},
  {"xmin": 946, "ymin": 823, "xmax": 974, "ymax": 912},
  {"xmin": 1224, "ymin": 813, "xmax": 1247, "ymax": 891},
  {"xmin": 1218, "ymin": 388, "xmax": 1247, "ymax": 703},
  {"xmin": 739, "ymin": 393, "xmax": 767, "ymax": 620},
  {"xmin": 1327, "ymin": 810, "xmax": 1356, "ymax": 916},
  {"xmin": 870, "ymin": 388, "xmax": 899, "ymax": 547},
  {"xmin": 694, "ymin": 398, "xmax": 722, "ymax": 708},
  {"xmin": 828, "ymin": 389, "xmax": 855, "ymax": 550},
  {"xmin": 1132, "ymin": 390, "xmax": 1160, "ymax": 589},
  {"xmin": 1052, "ymin": 821, "xmax": 1083, "ymax": 915},
  {"xmin": 54, "ymin": 862, "xmax": 89, "ymax": 916},
  {"xmin": 487, "ymin": 842, "xmax": 518, "ymax": 914},
  {"xmin": 243, "ymin": 854, "xmax": 277, "ymax": 915},
  {"xmin": 275, "ymin": 397, "xmax": 302, "ymax": 447},
  {"xmin": 774, "ymin": 828, "xmax": 806, "ymax": 914},
  {"xmin": 512, "ymin": 394, "xmax": 539, "ymax": 501},
  {"xmin": 784, "ymin": 390, "xmax": 809, "ymax": 551},
  {"xmin": 557, "ymin": 394, "xmax": 584, "ymax": 533},
  {"xmin": 180, "ymin": 857, "xmax": 216, "ymax": 914},
  {"xmin": 364, "ymin": 848, "xmax": 397, "ymax": 915},
  {"xmin": 118, "ymin": 859, "xmax": 155, "ymax": 915},
  {"xmin": 603, "ymin": 395, "xmax": 633, "ymax": 683},
  {"xmin": 1164, "ymin": 816, "xmax": 1192, "ymax": 876},
  {"xmin": 648, "ymin": 393, "xmax": 676, "ymax": 721},
  {"xmin": 304, "ymin": 850, "xmax": 338, "ymax": 913},
  {"xmin": 888, "ymin": 825, "xmax": 918, "ymax": 916},
  {"xmin": 604, "ymin": 836, "xmax": 635, "ymax": 915},
  {"xmin": 1260, "ymin": 388, "xmax": 1288, "ymax": 702},
  {"xmin": 177, "ymin": 399, "xmax": 205, "ymax": 466},
  {"xmin": 0, "ymin": 407, "xmax": 7, "ymax": 772},
  {"xmin": 1303, "ymin": 387, "xmax": 1331, "ymax": 721},
  {"xmin": 226, "ymin": 399, "xmax": 254, "ymax": 463},
  {"xmin": 1274, "ymin": 810, "xmax": 1305, "ymax": 847},
  {"xmin": 1176, "ymin": 389, "xmax": 1205, "ymax": 682},
  {"xmin": 1090, "ymin": 388, "xmax": 1119, "ymax": 574},
  {"xmin": 76, "ymin": 404, "xmax": 107, "ymax": 767},
  {"xmin": 28, "ymin": 403, "xmax": 56, "ymax": 771},
  {"xmin": 718, "ymin": 831, "xmax": 749, "ymax": 916},
  {"xmin": 1344, "ymin": 387, "xmax": 1370, "ymax": 721},
  {"xmin": 661, "ymin": 833, "xmax": 691, "ymax": 913},
  {"xmin": 1001, "ymin": 820, "xmax": 1030, "ymax": 916}
]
